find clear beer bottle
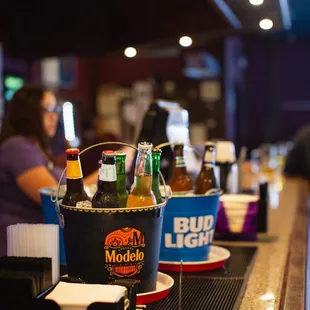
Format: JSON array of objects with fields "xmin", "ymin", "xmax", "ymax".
[
  {"xmin": 169, "ymin": 143, "xmax": 193, "ymax": 194},
  {"xmin": 62, "ymin": 148, "xmax": 90, "ymax": 206},
  {"xmin": 127, "ymin": 142, "xmax": 157, "ymax": 208},
  {"xmin": 92, "ymin": 150, "xmax": 120, "ymax": 208},
  {"xmin": 115, "ymin": 151, "xmax": 128, "ymax": 208},
  {"xmin": 152, "ymin": 148, "xmax": 163, "ymax": 204},
  {"xmin": 194, "ymin": 142, "xmax": 218, "ymax": 194}
]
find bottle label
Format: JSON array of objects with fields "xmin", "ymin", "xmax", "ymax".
[
  {"xmin": 67, "ymin": 160, "xmax": 83, "ymax": 179},
  {"xmin": 99, "ymin": 164, "xmax": 117, "ymax": 182},
  {"xmin": 204, "ymin": 151, "xmax": 215, "ymax": 164},
  {"xmin": 176, "ymin": 156, "xmax": 186, "ymax": 168},
  {"xmin": 204, "ymin": 163, "xmax": 214, "ymax": 169}
]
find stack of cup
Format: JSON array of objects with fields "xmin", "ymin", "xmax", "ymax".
[
  {"xmin": 215, "ymin": 141, "xmax": 238, "ymax": 194},
  {"xmin": 216, "ymin": 194, "xmax": 259, "ymax": 235}
]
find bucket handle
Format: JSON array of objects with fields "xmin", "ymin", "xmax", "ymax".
[
  {"xmin": 51, "ymin": 141, "xmax": 170, "ymax": 228},
  {"xmin": 155, "ymin": 141, "xmax": 203, "ymax": 158}
]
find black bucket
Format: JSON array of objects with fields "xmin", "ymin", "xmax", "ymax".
[
  {"xmin": 53, "ymin": 141, "xmax": 169, "ymax": 294},
  {"xmin": 59, "ymin": 202, "xmax": 165, "ymax": 293}
]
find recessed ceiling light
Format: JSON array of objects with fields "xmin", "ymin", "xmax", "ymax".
[
  {"xmin": 259, "ymin": 19, "xmax": 273, "ymax": 30},
  {"xmin": 249, "ymin": 0, "xmax": 264, "ymax": 5},
  {"xmin": 124, "ymin": 47, "xmax": 137, "ymax": 58},
  {"xmin": 179, "ymin": 36, "xmax": 192, "ymax": 47}
]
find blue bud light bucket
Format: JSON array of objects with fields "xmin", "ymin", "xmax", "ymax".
[
  {"xmin": 159, "ymin": 190, "xmax": 222, "ymax": 265},
  {"xmin": 40, "ymin": 186, "xmax": 67, "ymax": 265}
]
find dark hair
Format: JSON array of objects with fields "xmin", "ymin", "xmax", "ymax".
[{"xmin": 0, "ymin": 85, "xmax": 52, "ymax": 157}]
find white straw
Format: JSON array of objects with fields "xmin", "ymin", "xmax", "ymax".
[{"xmin": 7, "ymin": 223, "xmax": 60, "ymax": 284}]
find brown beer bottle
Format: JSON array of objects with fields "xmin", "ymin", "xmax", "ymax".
[
  {"xmin": 62, "ymin": 148, "xmax": 90, "ymax": 206},
  {"xmin": 127, "ymin": 142, "xmax": 157, "ymax": 208},
  {"xmin": 194, "ymin": 142, "xmax": 219, "ymax": 194},
  {"xmin": 169, "ymin": 143, "xmax": 193, "ymax": 194},
  {"xmin": 92, "ymin": 150, "xmax": 120, "ymax": 208}
]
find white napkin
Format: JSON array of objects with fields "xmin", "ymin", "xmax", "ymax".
[{"xmin": 45, "ymin": 282, "xmax": 127, "ymax": 310}]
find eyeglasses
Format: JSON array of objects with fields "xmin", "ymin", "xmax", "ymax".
[{"xmin": 42, "ymin": 105, "xmax": 62, "ymax": 114}]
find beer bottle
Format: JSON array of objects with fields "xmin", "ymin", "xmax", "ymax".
[
  {"xmin": 62, "ymin": 148, "xmax": 90, "ymax": 206},
  {"xmin": 169, "ymin": 143, "xmax": 193, "ymax": 194},
  {"xmin": 92, "ymin": 150, "xmax": 120, "ymax": 208},
  {"xmin": 115, "ymin": 151, "xmax": 128, "ymax": 208},
  {"xmin": 152, "ymin": 148, "xmax": 163, "ymax": 204},
  {"xmin": 127, "ymin": 142, "xmax": 157, "ymax": 208},
  {"xmin": 194, "ymin": 142, "xmax": 218, "ymax": 194}
]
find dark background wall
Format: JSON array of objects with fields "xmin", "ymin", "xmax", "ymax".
[
  {"xmin": 4, "ymin": 34, "xmax": 310, "ymax": 153},
  {"xmin": 235, "ymin": 35, "xmax": 310, "ymax": 151}
]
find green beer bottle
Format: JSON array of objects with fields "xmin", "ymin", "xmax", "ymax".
[
  {"xmin": 115, "ymin": 151, "xmax": 128, "ymax": 208},
  {"xmin": 152, "ymin": 148, "xmax": 163, "ymax": 204}
]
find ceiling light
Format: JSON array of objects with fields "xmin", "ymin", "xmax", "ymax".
[
  {"xmin": 63, "ymin": 102, "xmax": 76, "ymax": 142},
  {"xmin": 124, "ymin": 47, "xmax": 137, "ymax": 58},
  {"xmin": 179, "ymin": 36, "xmax": 192, "ymax": 47},
  {"xmin": 249, "ymin": 0, "xmax": 264, "ymax": 5},
  {"xmin": 259, "ymin": 19, "xmax": 273, "ymax": 30}
]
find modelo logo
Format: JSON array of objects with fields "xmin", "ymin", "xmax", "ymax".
[
  {"xmin": 165, "ymin": 215, "xmax": 214, "ymax": 248},
  {"xmin": 104, "ymin": 227, "xmax": 145, "ymax": 278}
]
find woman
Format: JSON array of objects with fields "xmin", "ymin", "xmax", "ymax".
[{"xmin": 0, "ymin": 85, "xmax": 97, "ymax": 256}]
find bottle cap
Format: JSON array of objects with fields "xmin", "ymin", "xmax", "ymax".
[
  {"xmin": 173, "ymin": 142, "xmax": 184, "ymax": 147},
  {"xmin": 204, "ymin": 141, "xmax": 215, "ymax": 147},
  {"xmin": 115, "ymin": 151, "xmax": 126, "ymax": 157},
  {"xmin": 152, "ymin": 147, "xmax": 162, "ymax": 154},
  {"xmin": 138, "ymin": 142, "xmax": 153, "ymax": 150},
  {"xmin": 66, "ymin": 148, "xmax": 80, "ymax": 155},
  {"xmin": 102, "ymin": 150, "xmax": 115, "ymax": 157}
]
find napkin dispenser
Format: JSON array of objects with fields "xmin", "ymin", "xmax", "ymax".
[
  {"xmin": 2, "ymin": 298, "xmax": 127, "ymax": 310},
  {"xmin": 0, "ymin": 274, "xmax": 134, "ymax": 310},
  {"xmin": 0, "ymin": 256, "xmax": 52, "ymax": 298},
  {"xmin": 44, "ymin": 281, "xmax": 130, "ymax": 310}
]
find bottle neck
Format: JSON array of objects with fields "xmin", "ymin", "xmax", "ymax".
[
  {"xmin": 116, "ymin": 158, "xmax": 126, "ymax": 174},
  {"xmin": 66, "ymin": 157, "xmax": 85, "ymax": 192},
  {"xmin": 66, "ymin": 178, "xmax": 85, "ymax": 193},
  {"xmin": 116, "ymin": 158, "xmax": 127, "ymax": 191},
  {"xmin": 133, "ymin": 175, "xmax": 152, "ymax": 194},
  {"xmin": 97, "ymin": 163, "xmax": 117, "ymax": 193},
  {"xmin": 152, "ymin": 172, "xmax": 160, "ymax": 187},
  {"xmin": 152, "ymin": 154, "xmax": 161, "ymax": 174},
  {"xmin": 135, "ymin": 150, "xmax": 152, "ymax": 176},
  {"xmin": 204, "ymin": 152, "xmax": 215, "ymax": 165},
  {"xmin": 117, "ymin": 174, "xmax": 127, "ymax": 192}
]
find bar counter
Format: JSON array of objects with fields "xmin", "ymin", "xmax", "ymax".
[{"xmin": 215, "ymin": 178, "xmax": 308, "ymax": 309}]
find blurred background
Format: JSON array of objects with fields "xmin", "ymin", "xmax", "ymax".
[{"xmin": 0, "ymin": 0, "xmax": 309, "ymax": 187}]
